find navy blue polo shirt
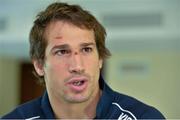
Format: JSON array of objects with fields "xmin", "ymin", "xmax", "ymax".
[{"xmin": 2, "ymin": 77, "xmax": 165, "ymax": 119}]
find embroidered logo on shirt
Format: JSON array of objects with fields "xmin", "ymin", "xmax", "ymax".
[{"xmin": 112, "ymin": 102, "xmax": 137, "ymax": 120}]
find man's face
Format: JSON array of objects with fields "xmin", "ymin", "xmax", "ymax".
[{"xmin": 34, "ymin": 21, "xmax": 103, "ymax": 104}]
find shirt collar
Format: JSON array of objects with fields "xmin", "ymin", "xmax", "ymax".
[
  {"xmin": 95, "ymin": 75, "xmax": 114, "ymax": 118},
  {"xmin": 41, "ymin": 92, "xmax": 55, "ymax": 119}
]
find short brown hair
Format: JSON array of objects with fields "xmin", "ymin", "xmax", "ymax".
[{"xmin": 29, "ymin": 2, "xmax": 111, "ymax": 84}]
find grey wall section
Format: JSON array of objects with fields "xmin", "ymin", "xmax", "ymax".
[
  {"xmin": 106, "ymin": 50, "xmax": 180, "ymax": 119},
  {"xmin": 0, "ymin": 57, "xmax": 20, "ymax": 116},
  {"xmin": 0, "ymin": 41, "xmax": 29, "ymax": 60}
]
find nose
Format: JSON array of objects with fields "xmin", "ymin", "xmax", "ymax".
[{"xmin": 68, "ymin": 52, "xmax": 85, "ymax": 74}]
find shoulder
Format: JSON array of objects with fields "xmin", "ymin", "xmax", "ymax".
[
  {"xmin": 111, "ymin": 91, "xmax": 165, "ymax": 119},
  {"xmin": 1, "ymin": 97, "xmax": 43, "ymax": 119}
]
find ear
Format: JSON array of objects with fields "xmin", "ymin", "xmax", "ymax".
[
  {"xmin": 99, "ymin": 58, "xmax": 103, "ymax": 69},
  {"xmin": 32, "ymin": 59, "xmax": 44, "ymax": 76}
]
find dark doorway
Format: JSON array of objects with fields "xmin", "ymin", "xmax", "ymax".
[{"xmin": 20, "ymin": 62, "xmax": 45, "ymax": 104}]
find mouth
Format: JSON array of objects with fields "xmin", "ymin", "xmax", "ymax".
[
  {"xmin": 72, "ymin": 80, "xmax": 86, "ymax": 86},
  {"xmin": 66, "ymin": 76, "xmax": 88, "ymax": 92}
]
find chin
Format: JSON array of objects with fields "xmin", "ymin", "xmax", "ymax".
[{"xmin": 65, "ymin": 94, "xmax": 91, "ymax": 103}]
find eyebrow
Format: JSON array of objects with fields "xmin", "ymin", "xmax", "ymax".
[
  {"xmin": 51, "ymin": 44, "xmax": 70, "ymax": 51},
  {"xmin": 51, "ymin": 42, "xmax": 96, "ymax": 51},
  {"xmin": 80, "ymin": 42, "xmax": 96, "ymax": 47}
]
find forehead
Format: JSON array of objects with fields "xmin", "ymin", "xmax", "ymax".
[
  {"xmin": 46, "ymin": 21, "xmax": 94, "ymax": 37},
  {"xmin": 44, "ymin": 21, "xmax": 95, "ymax": 48}
]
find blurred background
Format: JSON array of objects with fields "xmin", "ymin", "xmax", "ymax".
[{"xmin": 0, "ymin": 0, "xmax": 179, "ymax": 118}]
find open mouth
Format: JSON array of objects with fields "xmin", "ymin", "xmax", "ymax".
[
  {"xmin": 72, "ymin": 80, "xmax": 85, "ymax": 86},
  {"xmin": 66, "ymin": 77, "xmax": 88, "ymax": 92}
]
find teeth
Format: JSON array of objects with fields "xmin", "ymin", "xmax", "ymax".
[{"xmin": 73, "ymin": 81, "xmax": 81, "ymax": 86}]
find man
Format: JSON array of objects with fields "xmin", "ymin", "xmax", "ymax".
[{"xmin": 2, "ymin": 2, "xmax": 165, "ymax": 119}]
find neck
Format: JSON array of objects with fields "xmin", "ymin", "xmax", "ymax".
[{"xmin": 48, "ymin": 89, "xmax": 102, "ymax": 119}]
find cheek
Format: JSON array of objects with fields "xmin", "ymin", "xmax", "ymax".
[
  {"xmin": 46, "ymin": 57, "xmax": 68, "ymax": 70},
  {"xmin": 44, "ymin": 61, "xmax": 69, "ymax": 94},
  {"xmin": 85, "ymin": 58, "xmax": 102, "ymax": 74},
  {"xmin": 44, "ymin": 59, "xmax": 69, "ymax": 82}
]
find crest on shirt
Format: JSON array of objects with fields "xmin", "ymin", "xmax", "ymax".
[{"xmin": 112, "ymin": 102, "xmax": 137, "ymax": 120}]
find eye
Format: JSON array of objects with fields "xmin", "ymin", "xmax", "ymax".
[
  {"xmin": 55, "ymin": 49, "xmax": 70, "ymax": 56},
  {"xmin": 82, "ymin": 47, "xmax": 93, "ymax": 53}
]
